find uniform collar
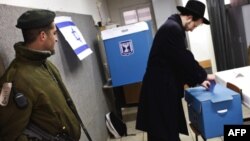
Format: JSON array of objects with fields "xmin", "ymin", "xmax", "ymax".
[{"xmin": 14, "ymin": 42, "xmax": 52, "ymax": 63}]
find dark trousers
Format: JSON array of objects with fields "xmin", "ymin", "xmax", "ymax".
[{"xmin": 147, "ymin": 133, "xmax": 181, "ymax": 141}]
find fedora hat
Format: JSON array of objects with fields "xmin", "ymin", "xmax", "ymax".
[{"xmin": 177, "ymin": 0, "xmax": 210, "ymax": 24}]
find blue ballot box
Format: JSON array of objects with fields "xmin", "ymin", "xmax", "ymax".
[
  {"xmin": 101, "ymin": 22, "xmax": 152, "ymax": 86},
  {"xmin": 185, "ymin": 83, "xmax": 243, "ymax": 139}
]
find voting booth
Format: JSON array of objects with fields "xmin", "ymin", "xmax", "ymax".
[
  {"xmin": 185, "ymin": 83, "xmax": 243, "ymax": 139},
  {"xmin": 101, "ymin": 22, "xmax": 152, "ymax": 87}
]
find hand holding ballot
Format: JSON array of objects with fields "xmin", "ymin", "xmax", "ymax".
[
  {"xmin": 201, "ymin": 80, "xmax": 210, "ymax": 89},
  {"xmin": 201, "ymin": 74, "xmax": 215, "ymax": 89}
]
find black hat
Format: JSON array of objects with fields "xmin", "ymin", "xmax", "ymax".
[
  {"xmin": 16, "ymin": 9, "xmax": 56, "ymax": 29},
  {"xmin": 177, "ymin": 0, "xmax": 210, "ymax": 25}
]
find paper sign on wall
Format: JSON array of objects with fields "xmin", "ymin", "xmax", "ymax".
[{"xmin": 55, "ymin": 16, "xmax": 92, "ymax": 60}]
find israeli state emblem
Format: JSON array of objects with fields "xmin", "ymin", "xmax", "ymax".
[{"xmin": 119, "ymin": 40, "xmax": 134, "ymax": 56}]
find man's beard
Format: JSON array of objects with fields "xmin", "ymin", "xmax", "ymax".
[
  {"xmin": 50, "ymin": 49, "xmax": 55, "ymax": 55},
  {"xmin": 184, "ymin": 20, "xmax": 192, "ymax": 31}
]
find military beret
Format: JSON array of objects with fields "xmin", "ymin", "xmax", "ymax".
[{"xmin": 16, "ymin": 9, "xmax": 56, "ymax": 29}]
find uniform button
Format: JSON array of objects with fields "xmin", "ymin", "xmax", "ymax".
[{"xmin": 62, "ymin": 126, "xmax": 66, "ymax": 130}]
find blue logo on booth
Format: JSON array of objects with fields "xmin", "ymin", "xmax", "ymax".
[{"xmin": 119, "ymin": 40, "xmax": 134, "ymax": 56}]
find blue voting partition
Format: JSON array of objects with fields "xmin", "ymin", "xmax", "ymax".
[{"xmin": 101, "ymin": 22, "xmax": 153, "ymax": 87}]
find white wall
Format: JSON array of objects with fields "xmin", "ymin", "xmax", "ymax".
[
  {"xmin": 182, "ymin": 0, "xmax": 217, "ymax": 72},
  {"xmin": 0, "ymin": 0, "xmax": 110, "ymax": 25},
  {"xmin": 242, "ymin": 4, "xmax": 250, "ymax": 47},
  {"xmin": 151, "ymin": 0, "xmax": 178, "ymax": 28}
]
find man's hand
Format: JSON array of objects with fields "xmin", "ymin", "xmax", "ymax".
[
  {"xmin": 201, "ymin": 80, "xmax": 211, "ymax": 89},
  {"xmin": 207, "ymin": 74, "xmax": 215, "ymax": 81},
  {"xmin": 201, "ymin": 74, "xmax": 216, "ymax": 89}
]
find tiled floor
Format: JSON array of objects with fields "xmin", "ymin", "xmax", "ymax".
[{"xmin": 107, "ymin": 98, "xmax": 250, "ymax": 141}]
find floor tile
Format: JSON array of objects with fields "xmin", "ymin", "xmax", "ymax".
[
  {"xmin": 143, "ymin": 132, "xmax": 147, "ymax": 141},
  {"xmin": 107, "ymin": 137, "xmax": 121, "ymax": 141},
  {"xmin": 120, "ymin": 132, "xmax": 143, "ymax": 141},
  {"xmin": 242, "ymin": 104, "xmax": 250, "ymax": 118}
]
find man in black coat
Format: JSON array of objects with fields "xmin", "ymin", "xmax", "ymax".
[{"xmin": 136, "ymin": 0, "xmax": 215, "ymax": 141}]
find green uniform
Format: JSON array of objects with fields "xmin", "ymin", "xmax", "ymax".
[{"xmin": 0, "ymin": 42, "xmax": 81, "ymax": 141}]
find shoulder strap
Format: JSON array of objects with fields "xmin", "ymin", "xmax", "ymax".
[
  {"xmin": 45, "ymin": 62, "xmax": 93, "ymax": 141},
  {"xmin": 67, "ymin": 99, "xmax": 93, "ymax": 141}
]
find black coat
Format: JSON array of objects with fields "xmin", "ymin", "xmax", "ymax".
[{"xmin": 136, "ymin": 14, "xmax": 207, "ymax": 140}]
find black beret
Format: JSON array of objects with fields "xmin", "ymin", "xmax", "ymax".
[{"xmin": 16, "ymin": 9, "xmax": 56, "ymax": 29}]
